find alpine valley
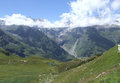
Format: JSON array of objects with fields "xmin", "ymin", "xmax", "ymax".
[
  {"xmin": 1, "ymin": 0, "xmax": 120, "ymax": 82},
  {"xmin": 0, "ymin": 23, "xmax": 120, "ymax": 83}
]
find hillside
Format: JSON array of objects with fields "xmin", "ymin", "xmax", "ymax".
[
  {"xmin": 0, "ymin": 48, "xmax": 61, "ymax": 83},
  {"xmin": 49, "ymin": 45, "xmax": 120, "ymax": 83},
  {"xmin": 0, "ymin": 26, "xmax": 73, "ymax": 61},
  {"xmin": 0, "ymin": 28, "xmax": 28, "ymax": 57},
  {"xmin": 1, "ymin": 44, "xmax": 120, "ymax": 83}
]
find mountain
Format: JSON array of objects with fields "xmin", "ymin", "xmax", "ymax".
[
  {"xmin": 1, "ymin": 24, "xmax": 120, "ymax": 59},
  {"xmin": 40, "ymin": 25, "xmax": 120, "ymax": 57},
  {"xmin": 50, "ymin": 45, "xmax": 120, "ymax": 83},
  {"xmin": 0, "ymin": 28, "xmax": 27, "ymax": 57},
  {"xmin": 0, "ymin": 26, "xmax": 73, "ymax": 61}
]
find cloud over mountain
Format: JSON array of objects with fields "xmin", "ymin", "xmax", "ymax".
[
  {"xmin": 60, "ymin": 0, "xmax": 120, "ymax": 27},
  {"xmin": 0, "ymin": 0, "xmax": 120, "ymax": 28},
  {"xmin": 0, "ymin": 14, "xmax": 54, "ymax": 28}
]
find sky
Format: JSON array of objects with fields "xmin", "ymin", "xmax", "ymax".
[
  {"xmin": 0, "ymin": 0, "xmax": 120, "ymax": 28},
  {"xmin": 0, "ymin": 0, "xmax": 74, "ymax": 21}
]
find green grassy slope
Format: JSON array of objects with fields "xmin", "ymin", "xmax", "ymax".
[
  {"xmin": 0, "ymin": 48, "xmax": 61, "ymax": 83},
  {"xmin": 51, "ymin": 45, "xmax": 120, "ymax": 83},
  {"xmin": 0, "ymin": 45, "xmax": 120, "ymax": 83}
]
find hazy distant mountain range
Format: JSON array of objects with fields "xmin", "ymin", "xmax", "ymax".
[
  {"xmin": 0, "ymin": 20, "xmax": 120, "ymax": 59},
  {"xmin": 40, "ymin": 25, "xmax": 120, "ymax": 57}
]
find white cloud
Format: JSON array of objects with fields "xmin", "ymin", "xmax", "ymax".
[
  {"xmin": 111, "ymin": 0, "xmax": 120, "ymax": 10},
  {"xmin": 1, "ymin": 0, "xmax": 120, "ymax": 28},
  {"xmin": 0, "ymin": 14, "xmax": 55, "ymax": 28},
  {"xmin": 57, "ymin": 0, "xmax": 120, "ymax": 27}
]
